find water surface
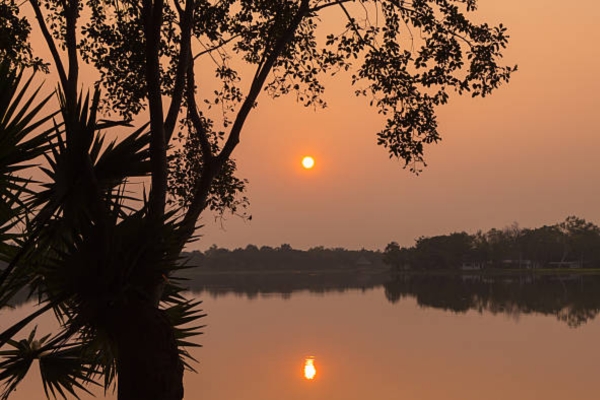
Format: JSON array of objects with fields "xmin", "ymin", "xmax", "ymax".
[{"xmin": 3, "ymin": 280, "xmax": 600, "ymax": 399}]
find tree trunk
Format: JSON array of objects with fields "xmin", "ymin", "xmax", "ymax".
[{"xmin": 112, "ymin": 300, "xmax": 184, "ymax": 400}]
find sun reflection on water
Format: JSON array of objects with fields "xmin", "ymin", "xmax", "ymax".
[{"xmin": 304, "ymin": 357, "xmax": 316, "ymax": 380}]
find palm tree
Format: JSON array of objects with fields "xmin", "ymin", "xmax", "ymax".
[{"xmin": 0, "ymin": 61, "xmax": 204, "ymax": 399}]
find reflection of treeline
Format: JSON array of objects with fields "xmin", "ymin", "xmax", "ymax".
[
  {"xmin": 184, "ymin": 271, "xmax": 387, "ymax": 299},
  {"xmin": 384, "ymin": 216, "xmax": 600, "ymax": 271},
  {"xmin": 383, "ymin": 274, "xmax": 600, "ymax": 327},
  {"xmin": 181, "ymin": 244, "xmax": 386, "ymax": 272}
]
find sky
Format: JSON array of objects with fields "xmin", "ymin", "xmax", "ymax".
[
  {"xmin": 21, "ymin": 0, "xmax": 600, "ymax": 252},
  {"xmin": 194, "ymin": 0, "xmax": 600, "ymax": 251}
]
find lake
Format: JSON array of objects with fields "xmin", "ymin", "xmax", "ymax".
[{"xmin": 3, "ymin": 274, "xmax": 600, "ymax": 399}]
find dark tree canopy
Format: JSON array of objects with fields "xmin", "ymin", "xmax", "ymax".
[
  {"xmin": 0, "ymin": 0, "xmax": 47, "ymax": 72},
  {"xmin": 77, "ymin": 0, "xmax": 515, "ymax": 171},
  {"xmin": 0, "ymin": 1, "xmax": 515, "ymax": 399},
  {"xmin": 384, "ymin": 216, "xmax": 600, "ymax": 271}
]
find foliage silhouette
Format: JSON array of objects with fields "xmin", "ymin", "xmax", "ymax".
[{"xmin": 384, "ymin": 217, "xmax": 600, "ymax": 271}]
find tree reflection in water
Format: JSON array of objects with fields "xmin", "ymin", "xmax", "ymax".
[
  {"xmin": 383, "ymin": 274, "xmax": 600, "ymax": 327},
  {"xmin": 188, "ymin": 271, "xmax": 600, "ymax": 328}
]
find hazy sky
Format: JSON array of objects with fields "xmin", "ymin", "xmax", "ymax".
[
  {"xmin": 23, "ymin": 0, "xmax": 600, "ymax": 251},
  {"xmin": 194, "ymin": 0, "xmax": 600, "ymax": 251}
]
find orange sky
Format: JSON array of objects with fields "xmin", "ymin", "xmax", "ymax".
[
  {"xmin": 21, "ymin": 0, "xmax": 600, "ymax": 251},
  {"xmin": 195, "ymin": 0, "xmax": 600, "ymax": 251}
]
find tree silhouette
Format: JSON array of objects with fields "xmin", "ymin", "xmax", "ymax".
[
  {"xmin": 383, "ymin": 217, "xmax": 600, "ymax": 271},
  {"xmin": 1, "ymin": 1, "xmax": 515, "ymax": 399}
]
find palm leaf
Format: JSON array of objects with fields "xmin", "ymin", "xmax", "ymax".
[
  {"xmin": 162, "ymin": 280, "xmax": 206, "ymax": 372},
  {"xmin": 0, "ymin": 338, "xmax": 36, "ymax": 400},
  {"xmin": 0, "ymin": 60, "xmax": 57, "ymax": 199},
  {"xmin": 0, "ymin": 326, "xmax": 101, "ymax": 400},
  {"xmin": 0, "ymin": 300, "xmax": 60, "ymax": 348},
  {"xmin": 0, "ymin": 59, "xmax": 59, "ymax": 297},
  {"xmin": 38, "ymin": 343, "xmax": 99, "ymax": 400}
]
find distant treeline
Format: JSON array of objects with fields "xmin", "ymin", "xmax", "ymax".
[
  {"xmin": 384, "ymin": 216, "xmax": 600, "ymax": 271},
  {"xmin": 180, "ymin": 244, "xmax": 386, "ymax": 272}
]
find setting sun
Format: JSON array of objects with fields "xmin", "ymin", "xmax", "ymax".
[
  {"xmin": 304, "ymin": 357, "xmax": 316, "ymax": 380},
  {"xmin": 301, "ymin": 156, "xmax": 315, "ymax": 169}
]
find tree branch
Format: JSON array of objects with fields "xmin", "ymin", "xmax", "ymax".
[
  {"xmin": 192, "ymin": 33, "xmax": 244, "ymax": 61},
  {"xmin": 387, "ymin": 0, "xmax": 474, "ymax": 47},
  {"xmin": 177, "ymin": 0, "xmax": 311, "ymax": 247},
  {"xmin": 185, "ymin": 57, "xmax": 214, "ymax": 166},
  {"xmin": 165, "ymin": 0, "xmax": 194, "ymax": 142},
  {"xmin": 216, "ymin": 0, "xmax": 310, "ymax": 164},
  {"xmin": 338, "ymin": 1, "xmax": 378, "ymax": 52},
  {"xmin": 309, "ymin": 0, "xmax": 354, "ymax": 13},
  {"xmin": 28, "ymin": 0, "xmax": 68, "ymax": 88},
  {"xmin": 143, "ymin": 0, "xmax": 168, "ymax": 222},
  {"xmin": 64, "ymin": 0, "xmax": 79, "ymax": 103}
]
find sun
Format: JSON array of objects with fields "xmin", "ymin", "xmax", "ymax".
[{"xmin": 301, "ymin": 156, "xmax": 315, "ymax": 169}]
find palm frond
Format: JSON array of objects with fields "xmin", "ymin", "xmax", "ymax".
[
  {"xmin": 164, "ymin": 299, "xmax": 206, "ymax": 371},
  {"xmin": 162, "ymin": 279, "xmax": 206, "ymax": 372},
  {"xmin": 38, "ymin": 343, "xmax": 99, "ymax": 400},
  {"xmin": 32, "ymin": 86, "xmax": 150, "ymax": 231},
  {"xmin": 0, "ymin": 326, "xmax": 102, "ymax": 400},
  {"xmin": 0, "ymin": 60, "xmax": 58, "ymax": 198},
  {"xmin": 0, "ymin": 59, "xmax": 59, "ymax": 298},
  {"xmin": 0, "ymin": 300, "xmax": 59, "ymax": 348},
  {"xmin": 92, "ymin": 123, "xmax": 151, "ymax": 186},
  {"xmin": 0, "ymin": 333, "xmax": 37, "ymax": 400}
]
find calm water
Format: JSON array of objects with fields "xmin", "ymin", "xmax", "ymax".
[{"xmin": 3, "ymin": 282, "xmax": 600, "ymax": 399}]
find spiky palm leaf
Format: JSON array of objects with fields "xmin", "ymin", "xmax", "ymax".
[
  {"xmin": 0, "ymin": 61, "xmax": 56, "ymax": 198},
  {"xmin": 162, "ymin": 296, "xmax": 206, "ymax": 372},
  {"xmin": 0, "ymin": 327, "xmax": 101, "ymax": 400},
  {"xmin": 28, "ymin": 86, "xmax": 151, "ymax": 234},
  {"xmin": 0, "ymin": 327, "xmax": 45, "ymax": 399},
  {"xmin": 0, "ymin": 60, "xmax": 57, "ymax": 307}
]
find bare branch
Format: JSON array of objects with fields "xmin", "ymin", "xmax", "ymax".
[
  {"xmin": 192, "ymin": 33, "xmax": 244, "ymax": 61},
  {"xmin": 388, "ymin": 0, "xmax": 474, "ymax": 47},
  {"xmin": 338, "ymin": 1, "xmax": 377, "ymax": 52},
  {"xmin": 309, "ymin": 0, "xmax": 354, "ymax": 13},
  {"xmin": 185, "ymin": 55, "xmax": 213, "ymax": 166}
]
